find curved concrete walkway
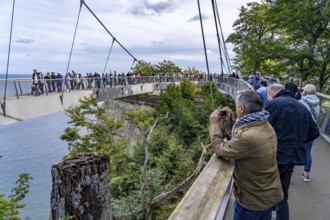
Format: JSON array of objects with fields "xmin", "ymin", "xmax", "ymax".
[
  {"xmin": 288, "ymin": 136, "xmax": 330, "ymax": 220},
  {"xmin": 224, "ymin": 136, "xmax": 330, "ymax": 220}
]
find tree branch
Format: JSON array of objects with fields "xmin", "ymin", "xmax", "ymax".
[
  {"xmin": 150, "ymin": 142, "xmax": 211, "ymax": 207},
  {"xmin": 142, "ymin": 113, "xmax": 168, "ymax": 205}
]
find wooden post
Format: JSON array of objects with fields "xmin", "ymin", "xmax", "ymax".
[{"xmin": 50, "ymin": 153, "xmax": 111, "ymax": 220}]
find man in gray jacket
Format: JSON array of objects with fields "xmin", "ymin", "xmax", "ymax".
[{"xmin": 209, "ymin": 90, "xmax": 283, "ymax": 220}]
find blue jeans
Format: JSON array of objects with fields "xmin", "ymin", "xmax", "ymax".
[
  {"xmin": 304, "ymin": 141, "xmax": 314, "ymax": 172},
  {"xmin": 233, "ymin": 200, "xmax": 272, "ymax": 220}
]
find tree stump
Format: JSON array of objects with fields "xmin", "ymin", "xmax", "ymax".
[{"xmin": 50, "ymin": 153, "xmax": 111, "ymax": 220}]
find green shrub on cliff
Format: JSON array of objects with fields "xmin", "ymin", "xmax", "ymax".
[{"xmin": 0, "ymin": 173, "xmax": 32, "ymax": 220}]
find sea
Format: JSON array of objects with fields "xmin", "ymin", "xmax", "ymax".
[
  {"xmin": 0, "ymin": 75, "xmax": 70, "ymax": 219},
  {"xmin": 0, "ymin": 74, "xmax": 33, "ymax": 97}
]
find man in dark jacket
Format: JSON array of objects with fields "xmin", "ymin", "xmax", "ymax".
[
  {"xmin": 265, "ymin": 84, "xmax": 320, "ymax": 220},
  {"xmin": 284, "ymin": 77, "xmax": 298, "ymax": 97}
]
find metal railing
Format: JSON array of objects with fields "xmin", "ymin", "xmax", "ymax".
[
  {"xmin": 0, "ymin": 75, "xmax": 219, "ymax": 100},
  {"xmin": 316, "ymin": 92, "xmax": 330, "ymax": 142}
]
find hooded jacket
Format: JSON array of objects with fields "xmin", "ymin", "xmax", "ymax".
[
  {"xmin": 265, "ymin": 89, "xmax": 320, "ymax": 165},
  {"xmin": 299, "ymin": 94, "xmax": 320, "ymax": 121}
]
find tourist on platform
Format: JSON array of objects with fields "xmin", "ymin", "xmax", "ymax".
[
  {"xmin": 113, "ymin": 71, "xmax": 117, "ymax": 86},
  {"xmin": 37, "ymin": 72, "xmax": 44, "ymax": 94},
  {"xmin": 105, "ymin": 73, "xmax": 110, "ymax": 87},
  {"xmin": 252, "ymin": 74, "xmax": 261, "ymax": 90},
  {"xmin": 285, "ymin": 77, "xmax": 298, "ymax": 97},
  {"xmin": 265, "ymin": 84, "xmax": 319, "ymax": 220},
  {"xmin": 56, "ymin": 72, "xmax": 63, "ymax": 92},
  {"xmin": 74, "ymin": 72, "xmax": 80, "ymax": 90},
  {"xmin": 51, "ymin": 72, "xmax": 56, "ymax": 92},
  {"xmin": 257, "ymin": 79, "xmax": 268, "ymax": 108},
  {"xmin": 44, "ymin": 72, "xmax": 51, "ymax": 92},
  {"xmin": 278, "ymin": 76, "xmax": 284, "ymax": 85},
  {"xmin": 79, "ymin": 73, "xmax": 84, "ymax": 90},
  {"xmin": 298, "ymin": 84, "xmax": 320, "ymax": 182},
  {"xmin": 295, "ymin": 81, "xmax": 308, "ymax": 100},
  {"xmin": 267, "ymin": 76, "xmax": 277, "ymax": 85},
  {"xmin": 86, "ymin": 73, "xmax": 92, "ymax": 89},
  {"xmin": 101, "ymin": 73, "xmax": 106, "ymax": 87},
  {"xmin": 31, "ymin": 69, "xmax": 41, "ymax": 96},
  {"xmin": 209, "ymin": 90, "xmax": 283, "ymax": 220},
  {"xmin": 65, "ymin": 73, "xmax": 71, "ymax": 92},
  {"xmin": 70, "ymin": 71, "xmax": 75, "ymax": 90}
]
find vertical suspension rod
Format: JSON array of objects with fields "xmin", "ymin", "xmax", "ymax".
[
  {"xmin": 1, "ymin": 0, "xmax": 16, "ymax": 117},
  {"xmin": 211, "ymin": 0, "xmax": 224, "ymax": 74},
  {"xmin": 197, "ymin": 0, "xmax": 215, "ymax": 111},
  {"xmin": 60, "ymin": 0, "xmax": 83, "ymax": 103},
  {"xmin": 102, "ymin": 38, "xmax": 116, "ymax": 75},
  {"xmin": 215, "ymin": 0, "xmax": 232, "ymax": 75}
]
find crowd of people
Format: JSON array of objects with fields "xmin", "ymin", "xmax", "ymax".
[
  {"xmin": 209, "ymin": 74, "xmax": 321, "ymax": 220},
  {"xmin": 30, "ymin": 69, "xmax": 224, "ymax": 96}
]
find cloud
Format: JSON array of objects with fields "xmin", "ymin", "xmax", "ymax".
[
  {"xmin": 206, "ymin": 49, "xmax": 214, "ymax": 55},
  {"xmin": 129, "ymin": 0, "xmax": 179, "ymax": 16},
  {"xmin": 13, "ymin": 38, "xmax": 34, "ymax": 44},
  {"xmin": 188, "ymin": 14, "xmax": 211, "ymax": 22},
  {"xmin": 151, "ymin": 40, "xmax": 165, "ymax": 45}
]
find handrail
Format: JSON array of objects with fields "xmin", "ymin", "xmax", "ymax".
[
  {"xmin": 316, "ymin": 92, "xmax": 330, "ymax": 143},
  {"xmin": 168, "ymin": 155, "xmax": 234, "ymax": 220}
]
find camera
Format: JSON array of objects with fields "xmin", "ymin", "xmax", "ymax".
[{"xmin": 219, "ymin": 109, "xmax": 227, "ymax": 116}]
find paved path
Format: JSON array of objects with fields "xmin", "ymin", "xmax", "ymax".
[
  {"xmin": 288, "ymin": 137, "xmax": 330, "ymax": 220},
  {"xmin": 224, "ymin": 137, "xmax": 330, "ymax": 220}
]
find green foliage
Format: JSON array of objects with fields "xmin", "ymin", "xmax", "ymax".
[
  {"xmin": 61, "ymin": 78, "xmax": 235, "ymax": 219},
  {"xmin": 0, "ymin": 173, "xmax": 32, "ymax": 220},
  {"xmin": 61, "ymin": 95, "xmax": 125, "ymax": 159},
  {"xmin": 155, "ymin": 60, "xmax": 182, "ymax": 74},
  {"xmin": 131, "ymin": 59, "xmax": 182, "ymax": 76},
  {"xmin": 158, "ymin": 144, "xmax": 184, "ymax": 177},
  {"xmin": 132, "ymin": 60, "xmax": 156, "ymax": 75},
  {"xmin": 125, "ymin": 108, "xmax": 156, "ymax": 131},
  {"xmin": 228, "ymin": 1, "xmax": 330, "ymax": 92},
  {"xmin": 182, "ymin": 66, "xmax": 202, "ymax": 75},
  {"xmin": 61, "ymin": 95, "xmax": 132, "ymax": 179}
]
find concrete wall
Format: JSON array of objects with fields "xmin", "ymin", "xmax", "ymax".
[
  {"xmin": 0, "ymin": 82, "xmax": 178, "ymax": 126},
  {"xmin": 97, "ymin": 82, "xmax": 176, "ymax": 101},
  {"xmin": 0, "ymin": 90, "xmax": 93, "ymax": 126}
]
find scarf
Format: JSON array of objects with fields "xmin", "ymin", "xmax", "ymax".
[{"xmin": 232, "ymin": 110, "xmax": 270, "ymax": 137}]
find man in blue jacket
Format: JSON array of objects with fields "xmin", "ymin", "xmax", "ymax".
[{"xmin": 265, "ymin": 84, "xmax": 320, "ymax": 220}]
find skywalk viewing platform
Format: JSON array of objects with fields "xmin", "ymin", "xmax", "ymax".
[{"xmin": 1, "ymin": 76, "xmax": 330, "ymax": 219}]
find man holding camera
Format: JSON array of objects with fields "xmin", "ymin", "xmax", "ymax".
[{"xmin": 209, "ymin": 90, "xmax": 283, "ymax": 220}]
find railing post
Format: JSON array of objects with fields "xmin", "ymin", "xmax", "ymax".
[
  {"xmin": 14, "ymin": 80, "xmax": 19, "ymax": 99},
  {"xmin": 320, "ymin": 109, "xmax": 330, "ymax": 135},
  {"xmin": 17, "ymin": 79, "xmax": 23, "ymax": 94}
]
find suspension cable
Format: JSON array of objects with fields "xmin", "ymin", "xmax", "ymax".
[
  {"xmin": 215, "ymin": 0, "xmax": 232, "ymax": 75},
  {"xmin": 82, "ymin": 1, "xmax": 140, "ymax": 64},
  {"xmin": 197, "ymin": 0, "xmax": 215, "ymax": 111},
  {"xmin": 211, "ymin": 0, "xmax": 224, "ymax": 74},
  {"xmin": 130, "ymin": 59, "xmax": 137, "ymax": 70},
  {"xmin": 102, "ymin": 38, "xmax": 116, "ymax": 75},
  {"xmin": 60, "ymin": 0, "xmax": 83, "ymax": 104},
  {"xmin": 1, "ymin": 0, "xmax": 16, "ymax": 117}
]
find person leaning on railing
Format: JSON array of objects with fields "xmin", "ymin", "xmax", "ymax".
[{"xmin": 209, "ymin": 90, "xmax": 283, "ymax": 220}]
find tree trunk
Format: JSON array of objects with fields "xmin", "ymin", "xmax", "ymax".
[{"xmin": 50, "ymin": 152, "xmax": 111, "ymax": 220}]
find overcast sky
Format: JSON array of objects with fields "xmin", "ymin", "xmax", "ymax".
[{"xmin": 0, "ymin": 0, "xmax": 255, "ymax": 75}]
